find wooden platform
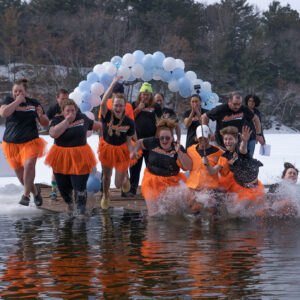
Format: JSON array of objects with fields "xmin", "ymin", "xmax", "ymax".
[{"xmin": 37, "ymin": 184, "xmax": 146, "ymax": 213}]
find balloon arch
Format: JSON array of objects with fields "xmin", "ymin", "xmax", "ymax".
[{"xmin": 69, "ymin": 50, "xmax": 220, "ymax": 114}]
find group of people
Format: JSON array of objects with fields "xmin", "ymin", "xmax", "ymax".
[{"xmin": 0, "ymin": 77, "xmax": 298, "ymax": 218}]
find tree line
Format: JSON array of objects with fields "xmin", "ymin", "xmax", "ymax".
[{"xmin": 1, "ymin": 0, "xmax": 300, "ymax": 128}]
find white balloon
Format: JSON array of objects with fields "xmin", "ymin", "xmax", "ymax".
[
  {"xmin": 190, "ymin": 78, "xmax": 203, "ymax": 91},
  {"xmin": 153, "ymin": 68, "xmax": 163, "ymax": 80},
  {"xmin": 186, "ymin": 71, "xmax": 197, "ymax": 81},
  {"xmin": 91, "ymin": 82, "xmax": 104, "ymax": 96},
  {"xmin": 175, "ymin": 58, "xmax": 185, "ymax": 69},
  {"xmin": 102, "ymin": 61, "xmax": 110, "ymax": 67},
  {"xmin": 84, "ymin": 111, "xmax": 95, "ymax": 120},
  {"xmin": 117, "ymin": 65, "xmax": 131, "ymax": 80},
  {"xmin": 74, "ymin": 87, "xmax": 80, "ymax": 93},
  {"xmin": 93, "ymin": 64, "xmax": 106, "ymax": 75},
  {"xmin": 168, "ymin": 80, "xmax": 179, "ymax": 92},
  {"xmin": 105, "ymin": 62, "xmax": 117, "ymax": 76},
  {"xmin": 201, "ymin": 81, "xmax": 212, "ymax": 92},
  {"xmin": 122, "ymin": 53, "xmax": 135, "ymax": 67},
  {"xmin": 90, "ymin": 94, "xmax": 101, "ymax": 107},
  {"xmin": 163, "ymin": 57, "xmax": 176, "ymax": 72},
  {"xmin": 131, "ymin": 63, "xmax": 144, "ymax": 78},
  {"xmin": 69, "ymin": 91, "xmax": 82, "ymax": 106}
]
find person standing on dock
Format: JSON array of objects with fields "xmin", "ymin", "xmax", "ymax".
[
  {"xmin": 45, "ymin": 98, "xmax": 101, "ymax": 216},
  {"xmin": 154, "ymin": 93, "xmax": 181, "ymax": 143},
  {"xmin": 0, "ymin": 78, "xmax": 49, "ymax": 206},
  {"xmin": 98, "ymin": 76, "xmax": 135, "ymax": 210},
  {"xmin": 46, "ymin": 88, "xmax": 69, "ymax": 200},
  {"xmin": 201, "ymin": 92, "xmax": 264, "ymax": 149},
  {"xmin": 131, "ymin": 118, "xmax": 191, "ymax": 216}
]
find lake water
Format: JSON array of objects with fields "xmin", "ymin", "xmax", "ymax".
[{"xmin": 0, "ymin": 207, "xmax": 300, "ymax": 299}]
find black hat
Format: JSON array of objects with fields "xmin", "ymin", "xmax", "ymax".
[
  {"xmin": 230, "ymin": 156, "xmax": 263, "ymax": 187},
  {"xmin": 112, "ymin": 83, "xmax": 124, "ymax": 94}
]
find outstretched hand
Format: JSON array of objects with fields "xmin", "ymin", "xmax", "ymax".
[
  {"xmin": 112, "ymin": 75, "xmax": 123, "ymax": 85},
  {"xmin": 239, "ymin": 126, "xmax": 252, "ymax": 143}
]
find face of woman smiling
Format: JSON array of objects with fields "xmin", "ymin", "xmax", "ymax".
[
  {"xmin": 223, "ymin": 134, "xmax": 238, "ymax": 152},
  {"xmin": 247, "ymin": 97, "xmax": 255, "ymax": 110},
  {"xmin": 284, "ymin": 168, "xmax": 298, "ymax": 183},
  {"xmin": 112, "ymin": 98, "xmax": 125, "ymax": 118},
  {"xmin": 159, "ymin": 129, "xmax": 173, "ymax": 150}
]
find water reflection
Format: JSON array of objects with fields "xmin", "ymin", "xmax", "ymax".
[{"xmin": 0, "ymin": 211, "xmax": 300, "ymax": 298}]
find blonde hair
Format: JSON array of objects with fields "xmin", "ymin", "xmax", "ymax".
[
  {"xmin": 136, "ymin": 92, "xmax": 155, "ymax": 108},
  {"xmin": 108, "ymin": 93, "xmax": 126, "ymax": 137}
]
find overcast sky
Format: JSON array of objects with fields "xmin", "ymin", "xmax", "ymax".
[{"xmin": 200, "ymin": 0, "xmax": 300, "ymax": 13}]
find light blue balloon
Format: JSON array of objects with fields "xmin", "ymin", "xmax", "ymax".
[
  {"xmin": 111, "ymin": 56, "xmax": 123, "ymax": 69},
  {"xmin": 179, "ymin": 87, "xmax": 191, "ymax": 98},
  {"xmin": 80, "ymin": 101, "xmax": 93, "ymax": 112},
  {"xmin": 141, "ymin": 69, "xmax": 153, "ymax": 82},
  {"xmin": 172, "ymin": 68, "xmax": 185, "ymax": 80},
  {"xmin": 178, "ymin": 76, "xmax": 191, "ymax": 91},
  {"xmin": 81, "ymin": 92, "xmax": 92, "ymax": 103},
  {"xmin": 153, "ymin": 51, "xmax": 165, "ymax": 68},
  {"xmin": 78, "ymin": 80, "xmax": 90, "ymax": 93},
  {"xmin": 200, "ymin": 90, "xmax": 210, "ymax": 103},
  {"xmin": 161, "ymin": 70, "xmax": 172, "ymax": 82},
  {"xmin": 142, "ymin": 54, "xmax": 153, "ymax": 70},
  {"xmin": 133, "ymin": 50, "xmax": 145, "ymax": 64},
  {"xmin": 87, "ymin": 72, "xmax": 99, "ymax": 84},
  {"xmin": 87, "ymin": 173, "xmax": 102, "ymax": 193},
  {"xmin": 99, "ymin": 72, "xmax": 113, "ymax": 90}
]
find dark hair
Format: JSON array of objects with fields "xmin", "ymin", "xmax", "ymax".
[
  {"xmin": 61, "ymin": 98, "xmax": 79, "ymax": 112},
  {"xmin": 112, "ymin": 83, "xmax": 124, "ymax": 94},
  {"xmin": 156, "ymin": 118, "xmax": 176, "ymax": 137},
  {"xmin": 229, "ymin": 91, "xmax": 242, "ymax": 101},
  {"xmin": 56, "ymin": 88, "xmax": 69, "ymax": 97},
  {"xmin": 154, "ymin": 93, "xmax": 164, "ymax": 100},
  {"xmin": 191, "ymin": 94, "xmax": 202, "ymax": 101},
  {"xmin": 245, "ymin": 94, "xmax": 261, "ymax": 107},
  {"xmin": 14, "ymin": 78, "xmax": 28, "ymax": 90},
  {"xmin": 282, "ymin": 162, "xmax": 299, "ymax": 179}
]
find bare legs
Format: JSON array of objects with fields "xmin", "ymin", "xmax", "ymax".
[{"xmin": 14, "ymin": 157, "xmax": 38, "ymax": 197}]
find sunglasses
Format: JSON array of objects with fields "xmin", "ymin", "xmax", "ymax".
[{"xmin": 159, "ymin": 136, "xmax": 171, "ymax": 141}]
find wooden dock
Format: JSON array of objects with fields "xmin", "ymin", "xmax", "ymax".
[{"xmin": 37, "ymin": 184, "xmax": 146, "ymax": 213}]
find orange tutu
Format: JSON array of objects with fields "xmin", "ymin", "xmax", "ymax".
[
  {"xmin": 219, "ymin": 171, "xmax": 235, "ymax": 191},
  {"xmin": 45, "ymin": 144, "xmax": 96, "ymax": 175},
  {"xmin": 230, "ymin": 180, "xmax": 265, "ymax": 202},
  {"xmin": 2, "ymin": 137, "xmax": 47, "ymax": 170},
  {"xmin": 141, "ymin": 168, "xmax": 187, "ymax": 201},
  {"xmin": 98, "ymin": 137, "xmax": 130, "ymax": 172}
]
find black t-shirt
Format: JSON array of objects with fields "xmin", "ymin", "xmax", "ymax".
[
  {"xmin": 132, "ymin": 102, "xmax": 162, "ymax": 139},
  {"xmin": 162, "ymin": 107, "xmax": 177, "ymax": 121},
  {"xmin": 184, "ymin": 108, "xmax": 208, "ymax": 149},
  {"xmin": 50, "ymin": 112, "xmax": 93, "ymax": 147},
  {"xmin": 196, "ymin": 145, "xmax": 220, "ymax": 158},
  {"xmin": 2, "ymin": 96, "xmax": 43, "ymax": 144},
  {"xmin": 143, "ymin": 137, "xmax": 186, "ymax": 177},
  {"xmin": 46, "ymin": 103, "xmax": 62, "ymax": 120},
  {"xmin": 101, "ymin": 109, "xmax": 135, "ymax": 146},
  {"xmin": 206, "ymin": 104, "xmax": 254, "ymax": 147}
]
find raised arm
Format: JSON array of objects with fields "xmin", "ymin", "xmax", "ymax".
[
  {"xmin": 239, "ymin": 126, "xmax": 252, "ymax": 155},
  {"xmin": 100, "ymin": 75, "xmax": 123, "ymax": 119}
]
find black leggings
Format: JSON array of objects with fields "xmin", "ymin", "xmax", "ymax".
[{"xmin": 54, "ymin": 172, "xmax": 89, "ymax": 204}]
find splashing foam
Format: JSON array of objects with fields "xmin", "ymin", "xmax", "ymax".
[{"xmin": 0, "ymin": 184, "xmax": 44, "ymax": 216}]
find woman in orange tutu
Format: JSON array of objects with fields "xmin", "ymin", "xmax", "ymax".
[
  {"xmin": 204, "ymin": 126, "xmax": 265, "ymax": 211},
  {"xmin": 131, "ymin": 118, "xmax": 191, "ymax": 216},
  {"xmin": 45, "ymin": 98, "xmax": 101, "ymax": 215},
  {"xmin": 98, "ymin": 76, "xmax": 135, "ymax": 210},
  {"xmin": 0, "ymin": 78, "xmax": 49, "ymax": 206}
]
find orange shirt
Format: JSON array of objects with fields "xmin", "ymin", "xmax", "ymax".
[
  {"xmin": 187, "ymin": 144, "xmax": 224, "ymax": 190},
  {"xmin": 98, "ymin": 98, "xmax": 134, "ymax": 120}
]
